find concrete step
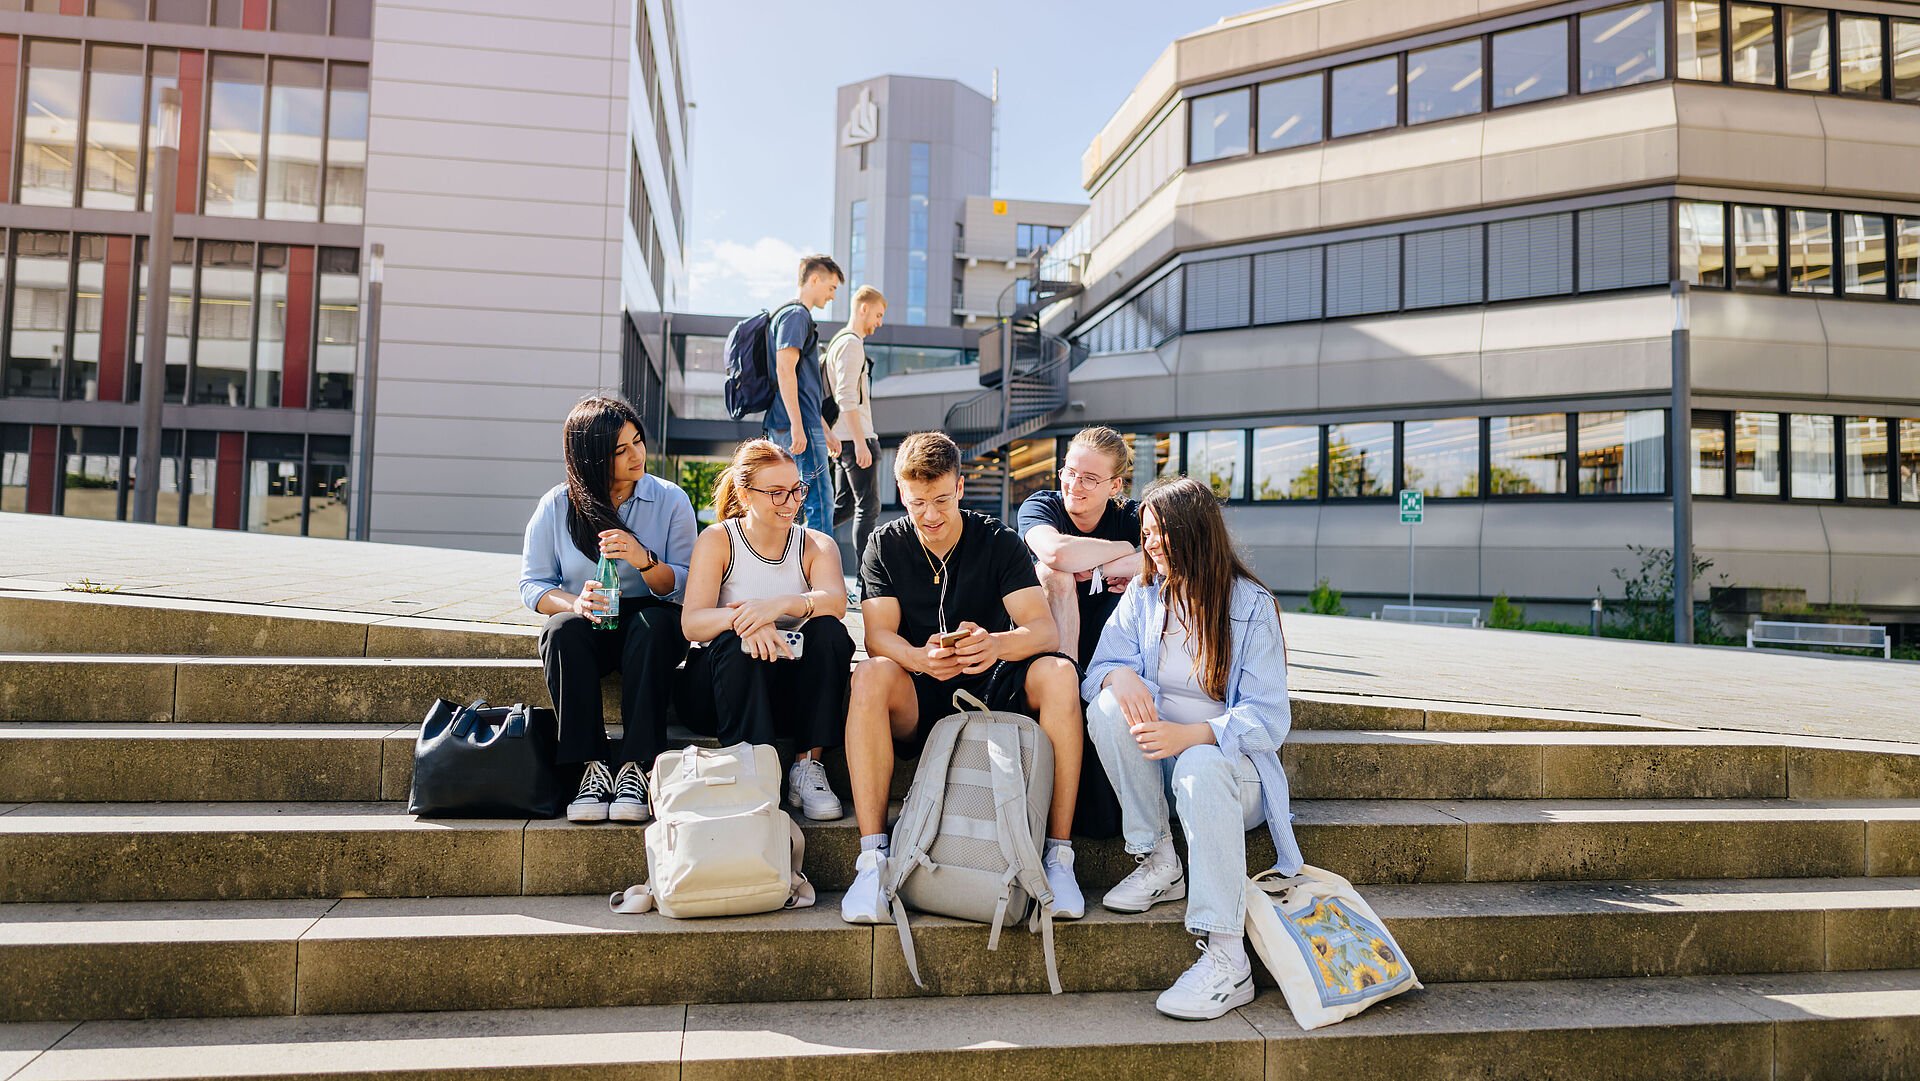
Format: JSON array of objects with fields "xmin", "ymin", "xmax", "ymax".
[
  {"xmin": 2, "ymin": 879, "xmax": 1917, "ymax": 1022},
  {"xmin": 0, "ymin": 970, "xmax": 1914, "ymax": 1080},
  {"xmin": 0, "ymin": 591, "xmax": 539, "ymax": 660},
  {"xmin": 2, "ymin": 798, "xmax": 1915, "ymax": 904},
  {"xmin": 0, "ymin": 654, "xmax": 1683, "ymax": 734},
  {"xmin": 5, "ymin": 724, "xmax": 1918, "ymax": 804}
]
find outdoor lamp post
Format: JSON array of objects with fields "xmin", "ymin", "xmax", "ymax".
[
  {"xmin": 130, "ymin": 87, "xmax": 181, "ymax": 524},
  {"xmin": 352, "ymin": 243, "xmax": 385, "ymax": 541},
  {"xmin": 1670, "ymin": 280, "xmax": 1693, "ymax": 644}
]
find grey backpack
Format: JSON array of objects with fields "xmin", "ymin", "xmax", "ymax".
[{"xmin": 881, "ymin": 689, "xmax": 1062, "ymax": 994}]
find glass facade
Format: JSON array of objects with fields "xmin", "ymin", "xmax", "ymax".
[
  {"xmin": 1733, "ymin": 411, "xmax": 1781, "ymax": 496},
  {"xmin": 9, "ymin": 232, "xmax": 66, "ymax": 399},
  {"xmin": 1902, "ymin": 419, "xmax": 1920, "ymax": 502},
  {"xmin": 1493, "ymin": 21, "xmax": 1568, "ymax": 107},
  {"xmin": 1733, "ymin": 205, "xmax": 1781, "ymax": 290},
  {"xmin": 82, "ymin": 44, "xmax": 145, "ymax": 210},
  {"xmin": 1789, "ymin": 413, "xmax": 1836, "ymax": 498},
  {"xmin": 1680, "ymin": 201, "xmax": 1727, "ymax": 287},
  {"xmin": 1692, "ymin": 412, "xmax": 1727, "ymax": 496},
  {"xmin": 324, "ymin": 63, "xmax": 369, "ymax": 224},
  {"xmin": 1489, "ymin": 414, "xmax": 1567, "ymax": 495},
  {"xmin": 1406, "ymin": 40, "xmax": 1481, "ymax": 125},
  {"xmin": 1784, "ymin": 6, "xmax": 1831, "ymax": 92},
  {"xmin": 906, "ymin": 142, "xmax": 929, "ymax": 325},
  {"xmin": 1401, "ymin": 418, "xmax": 1479, "ymax": 497},
  {"xmin": 1190, "ymin": 88, "xmax": 1250, "ymax": 162},
  {"xmin": 1844, "ymin": 416, "xmax": 1888, "ymax": 501},
  {"xmin": 848, "ymin": 199, "xmax": 866, "ymax": 290},
  {"xmin": 265, "ymin": 58, "xmax": 326, "ymax": 222},
  {"xmin": 1581, "ymin": 3, "xmax": 1664, "ymax": 91},
  {"xmin": 1252, "ymin": 425, "xmax": 1318, "ymax": 500},
  {"xmin": 1677, "ymin": 0, "xmax": 1724, "ymax": 80},
  {"xmin": 1838, "ymin": 14, "xmax": 1882, "ymax": 94},
  {"xmin": 1842, "ymin": 213, "xmax": 1886, "ymax": 294},
  {"xmin": 21, "ymin": 42, "xmax": 83, "ymax": 207},
  {"xmin": 204, "ymin": 54, "xmax": 265, "ymax": 217},
  {"xmin": 1578, "ymin": 410, "xmax": 1665, "ymax": 494},
  {"xmin": 1787, "ymin": 209, "xmax": 1832, "ymax": 293},
  {"xmin": 1696, "ymin": 411, "xmax": 1911, "ymax": 502},
  {"xmin": 1326, "ymin": 422, "xmax": 1393, "ymax": 498},
  {"xmin": 1192, "ymin": 429, "xmax": 1246, "ymax": 500},
  {"xmin": 1729, "ymin": 4, "xmax": 1778, "ymax": 85},
  {"xmin": 1680, "ymin": 202, "xmax": 1920, "ymax": 302}
]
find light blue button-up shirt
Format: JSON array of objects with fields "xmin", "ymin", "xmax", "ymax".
[{"xmin": 518, "ymin": 474, "xmax": 697, "ymax": 610}]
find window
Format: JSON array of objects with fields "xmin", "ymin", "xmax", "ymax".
[
  {"xmin": 1402, "ymin": 418, "xmax": 1480, "ymax": 497},
  {"xmin": 1253, "ymin": 426, "xmax": 1319, "ymax": 500},
  {"xmin": 1184, "ymin": 258, "xmax": 1251, "ymax": 331},
  {"xmin": 1015, "ymin": 224, "xmax": 1064, "ymax": 258},
  {"xmin": 65, "ymin": 236, "xmax": 106, "ymax": 401},
  {"xmin": 82, "ymin": 45, "xmax": 145, "ymax": 211},
  {"xmin": 1730, "ymin": 4, "xmax": 1778, "ymax": 85},
  {"xmin": 1125, "ymin": 432, "xmax": 1184, "ymax": 500},
  {"xmin": 1788, "ymin": 209, "xmax": 1833, "ymax": 294},
  {"xmin": 21, "ymin": 42, "xmax": 83, "ymax": 207},
  {"xmin": 1732, "ymin": 205, "xmax": 1781, "ymax": 290},
  {"xmin": 1489, "ymin": 414, "xmax": 1567, "ymax": 494},
  {"xmin": 306, "ymin": 435, "xmax": 350, "ymax": 538},
  {"xmin": 0, "ymin": 425, "xmax": 27, "ymax": 513},
  {"xmin": 1493, "ymin": 21, "xmax": 1569, "ymax": 107},
  {"xmin": 253, "ymin": 245, "xmax": 288, "ymax": 408},
  {"xmin": 323, "ymin": 64, "xmax": 368, "ymax": 224},
  {"xmin": 193, "ymin": 242, "xmax": 254, "ymax": 406},
  {"xmin": 91, "ymin": 0, "xmax": 144, "ymax": 15},
  {"xmin": 907, "ymin": 142, "xmax": 929, "ymax": 324},
  {"xmin": 314, "ymin": 247, "xmax": 357, "ymax": 410},
  {"xmin": 1189, "ymin": 88, "xmax": 1250, "ymax": 162},
  {"xmin": 1841, "ymin": 213, "xmax": 1886, "ymax": 295},
  {"xmin": 266, "ymin": 60, "xmax": 325, "ymax": 222},
  {"xmin": 1580, "ymin": 201, "xmax": 1668, "ymax": 290},
  {"xmin": 1838, "ymin": 15, "xmax": 1883, "ymax": 94},
  {"xmin": 1407, "ymin": 40, "xmax": 1482, "ymax": 125},
  {"xmin": 205, "ymin": 55, "xmax": 266, "ymax": 217},
  {"xmin": 1331, "ymin": 57, "xmax": 1398, "ymax": 136},
  {"xmin": 273, "ymin": 0, "xmax": 328, "ymax": 32},
  {"xmin": 1784, "ymin": 7, "xmax": 1831, "ymax": 92},
  {"xmin": 1789, "ymin": 414, "xmax": 1836, "ymax": 498},
  {"xmin": 1253, "ymin": 248, "xmax": 1323, "ymax": 324},
  {"xmin": 145, "ymin": 51, "xmax": 180, "ymax": 212},
  {"xmin": 1845, "ymin": 417, "xmax": 1888, "ymax": 500},
  {"xmin": 1578, "ymin": 410, "xmax": 1665, "ymax": 494},
  {"xmin": 1326, "ymin": 423, "xmax": 1393, "ymax": 498},
  {"xmin": 332, "ymin": 0, "xmax": 373, "ymax": 36},
  {"xmin": 1896, "ymin": 19, "xmax": 1920, "ymax": 100},
  {"xmin": 849, "ymin": 200, "xmax": 867, "ymax": 291},
  {"xmin": 8, "ymin": 232, "xmax": 68, "ymax": 400},
  {"xmin": 155, "ymin": 0, "xmax": 210, "ymax": 23},
  {"xmin": 1898, "ymin": 218, "xmax": 1920, "ymax": 300},
  {"xmin": 1692, "ymin": 411, "xmax": 1727, "ymax": 495},
  {"xmin": 61, "ymin": 427, "xmax": 123, "ymax": 521},
  {"xmin": 1325, "ymin": 236, "xmax": 1401, "ymax": 317},
  {"xmin": 247, "ymin": 434, "xmax": 305, "ymax": 535},
  {"xmin": 1680, "ymin": 201, "xmax": 1728, "ymax": 287},
  {"xmin": 131, "ymin": 238, "xmax": 193, "ymax": 404},
  {"xmin": 1193, "ymin": 429, "xmax": 1246, "ymax": 500},
  {"xmin": 1257, "ymin": 74, "xmax": 1323, "ymax": 152},
  {"xmin": 1487, "ymin": 213, "xmax": 1573, "ymax": 300},
  {"xmin": 1733, "ymin": 411, "xmax": 1781, "ymax": 495},
  {"xmin": 1403, "ymin": 225, "xmax": 1483, "ymax": 309},
  {"xmin": 1581, "ymin": 3, "xmax": 1665, "ymax": 92},
  {"xmin": 1901, "ymin": 419, "xmax": 1920, "ymax": 502},
  {"xmin": 1677, "ymin": 0, "xmax": 1724, "ymax": 80}
]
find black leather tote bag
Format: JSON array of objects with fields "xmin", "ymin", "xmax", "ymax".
[{"xmin": 408, "ymin": 698, "xmax": 564, "ymax": 818}]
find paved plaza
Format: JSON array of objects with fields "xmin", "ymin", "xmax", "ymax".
[{"xmin": 3, "ymin": 512, "xmax": 1914, "ymax": 745}]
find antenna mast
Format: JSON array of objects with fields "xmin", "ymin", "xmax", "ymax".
[{"xmin": 990, "ymin": 67, "xmax": 1000, "ymax": 198}]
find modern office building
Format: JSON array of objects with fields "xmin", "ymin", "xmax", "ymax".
[
  {"xmin": 867, "ymin": 0, "xmax": 1920, "ymax": 635},
  {"xmin": 0, "ymin": 0, "xmax": 689, "ymax": 553},
  {"xmin": 952, "ymin": 194, "xmax": 1085, "ymax": 330}
]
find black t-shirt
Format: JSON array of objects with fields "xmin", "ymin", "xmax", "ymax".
[
  {"xmin": 1016, "ymin": 490, "xmax": 1143, "ymax": 663},
  {"xmin": 861, "ymin": 510, "xmax": 1040, "ymax": 648}
]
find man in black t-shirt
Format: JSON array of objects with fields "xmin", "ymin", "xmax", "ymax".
[
  {"xmin": 1018, "ymin": 426, "xmax": 1143, "ymax": 667},
  {"xmin": 839, "ymin": 432, "xmax": 1087, "ymax": 926}
]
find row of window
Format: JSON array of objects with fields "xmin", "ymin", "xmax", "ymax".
[
  {"xmin": 1677, "ymin": 1, "xmax": 1920, "ymax": 97},
  {"xmin": 1079, "ymin": 200, "xmax": 1671, "ymax": 354},
  {"xmin": 1015, "ymin": 223, "xmax": 1065, "ymax": 259},
  {"xmin": 8, "ymin": 0, "xmax": 372, "ymax": 35},
  {"xmin": 0, "ymin": 230, "xmax": 361, "ymax": 409},
  {"xmin": 1690, "ymin": 411, "xmax": 1920, "ymax": 502},
  {"xmin": 627, "ymin": 145, "xmax": 667, "ymax": 307},
  {"xmin": 0, "ymin": 423, "xmax": 352, "ymax": 536},
  {"xmin": 1679, "ymin": 201, "xmax": 1920, "ymax": 297},
  {"xmin": 1085, "ymin": 105, "xmax": 1181, "ymax": 266},
  {"xmin": 13, "ymin": 38, "xmax": 369, "ymax": 222},
  {"xmin": 905, "ymin": 142, "xmax": 930, "ymax": 326}
]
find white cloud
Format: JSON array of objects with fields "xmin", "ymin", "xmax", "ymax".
[{"xmin": 686, "ymin": 235, "xmax": 807, "ymax": 316}]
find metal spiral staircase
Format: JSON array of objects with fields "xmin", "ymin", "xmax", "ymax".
[{"xmin": 943, "ymin": 270, "xmax": 1084, "ymax": 518}]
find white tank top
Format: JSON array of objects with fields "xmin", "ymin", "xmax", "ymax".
[
  {"xmin": 718, "ymin": 518, "xmax": 812, "ymax": 629},
  {"xmin": 1158, "ymin": 613, "xmax": 1227, "ymax": 726}
]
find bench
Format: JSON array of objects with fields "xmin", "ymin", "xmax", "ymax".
[
  {"xmin": 1746, "ymin": 620, "xmax": 1890, "ymax": 659},
  {"xmin": 1375, "ymin": 605, "xmax": 1483, "ymax": 628}
]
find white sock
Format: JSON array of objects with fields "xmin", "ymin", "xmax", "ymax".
[
  {"xmin": 859, "ymin": 833, "xmax": 888, "ymax": 854},
  {"xmin": 1045, "ymin": 837, "xmax": 1072, "ymax": 857},
  {"xmin": 1210, "ymin": 932, "xmax": 1249, "ymax": 971},
  {"xmin": 1149, "ymin": 835, "xmax": 1178, "ymax": 869}
]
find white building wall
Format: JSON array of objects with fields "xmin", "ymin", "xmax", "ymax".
[{"xmin": 360, "ymin": 0, "xmax": 631, "ymax": 551}]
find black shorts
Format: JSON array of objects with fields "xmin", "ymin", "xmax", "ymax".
[{"xmin": 901, "ymin": 651, "xmax": 1072, "ymax": 757}]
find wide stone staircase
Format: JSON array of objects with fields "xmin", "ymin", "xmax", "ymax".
[{"xmin": 1, "ymin": 591, "xmax": 1917, "ymax": 1079}]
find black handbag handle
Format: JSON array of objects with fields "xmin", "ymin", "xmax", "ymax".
[{"xmin": 451, "ymin": 699, "xmax": 488, "ymax": 738}]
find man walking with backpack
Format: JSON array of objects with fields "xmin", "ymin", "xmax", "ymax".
[
  {"xmin": 825, "ymin": 284, "xmax": 884, "ymax": 565},
  {"xmin": 766, "ymin": 255, "xmax": 842, "ymax": 534}
]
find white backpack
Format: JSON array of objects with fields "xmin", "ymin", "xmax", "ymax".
[
  {"xmin": 882, "ymin": 690, "xmax": 1061, "ymax": 994},
  {"xmin": 607, "ymin": 742, "xmax": 814, "ymax": 919}
]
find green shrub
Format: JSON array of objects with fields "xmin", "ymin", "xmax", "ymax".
[
  {"xmin": 1306, "ymin": 578, "xmax": 1346, "ymax": 616},
  {"xmin": 1489, "ymin": 592, "xmax": 1526, "ymax": 629}
]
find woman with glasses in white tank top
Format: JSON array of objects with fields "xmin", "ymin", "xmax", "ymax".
[{"xmin": 681, "ymin": 439, "xmax": 855, "ymax": 820}]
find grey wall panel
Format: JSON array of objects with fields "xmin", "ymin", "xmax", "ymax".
[
  {"xmin": 374, "ymin": 456, "xmax": 570, "ymax": 499},
  {"xmin": 1689, "ymin": 292, "xmax": 1829, "ymax": 398},
  {"xmin": 375, "ymin": 3, "xmax": 620, "ymax": 53},
  {"xmin": 1820, "ymin": 506, "xmax": 1920, "ymax": 608},
  {"xmin": 1820, "ymin": 300, "xmax": 1920, "ymax": 404},
  {"xmin": 1477, "ymin": 499, "xmax": 1669, "ymax": 600},
  {"xmin": 1224, "ymin": 502, "xmax": 1321, "ymax": 593},
  {"xmin": 1693, "ymin": 501, "xmax": 1834, "ymax": 603},
  {"xmin": 1319, "ymin": 501, "xmax": 1483, "ymax": 599},
  {"xmin": 375, "ymin": 380, "xmax": 599, "ymax": 424}
]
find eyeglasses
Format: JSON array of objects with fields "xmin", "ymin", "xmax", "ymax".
[
  {"xmin": 1060, "ymin": 467, "xmax": 1114, "ymax": 489},
  {"xmin": 745, "ymin": 483, "xmax": 810, "ymax": 506}
]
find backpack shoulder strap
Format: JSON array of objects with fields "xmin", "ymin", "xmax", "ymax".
[
  {"xmin": 984, "ymin": 718, "xmax": 1062, "ymax": 994},
  {"xmin": 883, "ymin": 714, "xmax": 965, "ymax": 990},
  {"xmin": 766, "ymin": 302, "xmax": 807, "ymax": 351}
]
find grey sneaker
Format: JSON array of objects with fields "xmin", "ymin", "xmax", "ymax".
[
  {"xmin": 568, "ymin": 760, "xmax": 614, "ymax": 823},
  {"xmin": 786, "ymin": 756, "xmax": 843, "ymax": 821},
  {"xmin": 610, "ymin": 761, "xmax": 651, "ymax": 823}
]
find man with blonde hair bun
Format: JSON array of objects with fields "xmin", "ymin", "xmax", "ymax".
[{"xmin": 1018, "ymin": 426, "xmax": 1143, "ymax": 667}]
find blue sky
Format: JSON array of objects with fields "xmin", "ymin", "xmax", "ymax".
[{"xmin": 678, "ymin": 0, "xmax": 1256, "ymax": 315}]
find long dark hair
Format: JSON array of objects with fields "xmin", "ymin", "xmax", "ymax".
[
  {"xmin": 562, "ymin": 395, "xmax": 646, "ymax": 561},
  {"xmin": 1139, "ymin": 475, "xmax": 1282, "ymax": 701}
]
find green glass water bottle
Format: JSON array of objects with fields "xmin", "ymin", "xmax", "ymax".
[{"xmin": 594, "ymin": 554, "xmax": 621, "ymax": 631}]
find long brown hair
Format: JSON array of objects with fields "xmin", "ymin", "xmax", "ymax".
[
  {"xmin": 1140, "ymin": 475, "xmax": 1281, "ymax": 701},
  {"xmin": 711, "ymin": 439, "xmax": 797, "ymax": 520},
  {"xmin": 561, "ymin": 395, "xmax": 645, "ymax": 561}
]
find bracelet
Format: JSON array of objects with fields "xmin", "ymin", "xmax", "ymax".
[{"xmin": 802, "ymin": 594, "xmax": 816, "ymax": 620}]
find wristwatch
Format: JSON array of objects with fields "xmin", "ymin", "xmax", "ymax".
[{"xmin": 638, "ymin": 548, "xmax": 660, "ymax": 572}]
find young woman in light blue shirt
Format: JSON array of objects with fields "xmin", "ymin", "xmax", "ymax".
[
  {"xmin": 518, "ymin": 395, "xmax": 697, "ymax": 824},
  {"xmin": 1082, "ymin": 475, "xmax": 1301, "ymax": 1021}
]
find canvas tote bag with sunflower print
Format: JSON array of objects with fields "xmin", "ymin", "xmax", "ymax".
[{"xmin": 1243, "ymin": 865, "xmax": 1421, "ymax": 1029}]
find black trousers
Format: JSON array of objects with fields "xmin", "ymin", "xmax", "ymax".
[
  {"xmin": 832, "ymin": 437, "xmax": 881, "ymax": 566},
  {"xmin": 681, "ymin": 618, "xmax": 854, "ymax": 752},
  {"xmin": 539, "ymin": 596, "xmax": 689, "ymax": 768}
]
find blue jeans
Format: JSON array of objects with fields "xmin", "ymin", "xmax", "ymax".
[
  {"xmin": 767, "ymin": 420, "xmax": 835, "ymax": 534},
  {"xmin": 1088, "ymin": 687, "xmax": 1264, "ymax": 935}
]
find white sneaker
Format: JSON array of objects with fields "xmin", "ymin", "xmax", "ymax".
[
  {"xmin": 567, "ymin": 760, "xmax": 613, "ymax": 823},
  {"xmin": 609, "ymin": 761, "xmax": 650, "ymax": 823},
  {"xmin": 1101, "ymin": 847, "xmax": 1187, "ymax": 914},
  {"xmin": 1156, "ymin": 939, "xmax": 1256, "ymax": 1021},
  {"xmin": 1043, "ymin": 846, "xmax": 1085, "ymax": 919},
  {"xmin": 787, "ymin": 757, "xmax": 844, "ymax": 821},
  {"xmin": 840, "ymin": 848, "xmax": 889, "ymax": 924}
]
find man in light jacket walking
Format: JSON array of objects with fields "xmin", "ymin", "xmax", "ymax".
[{"xmin": 825, "ymin": 285, "xmax": 885, "ymax": 566}]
